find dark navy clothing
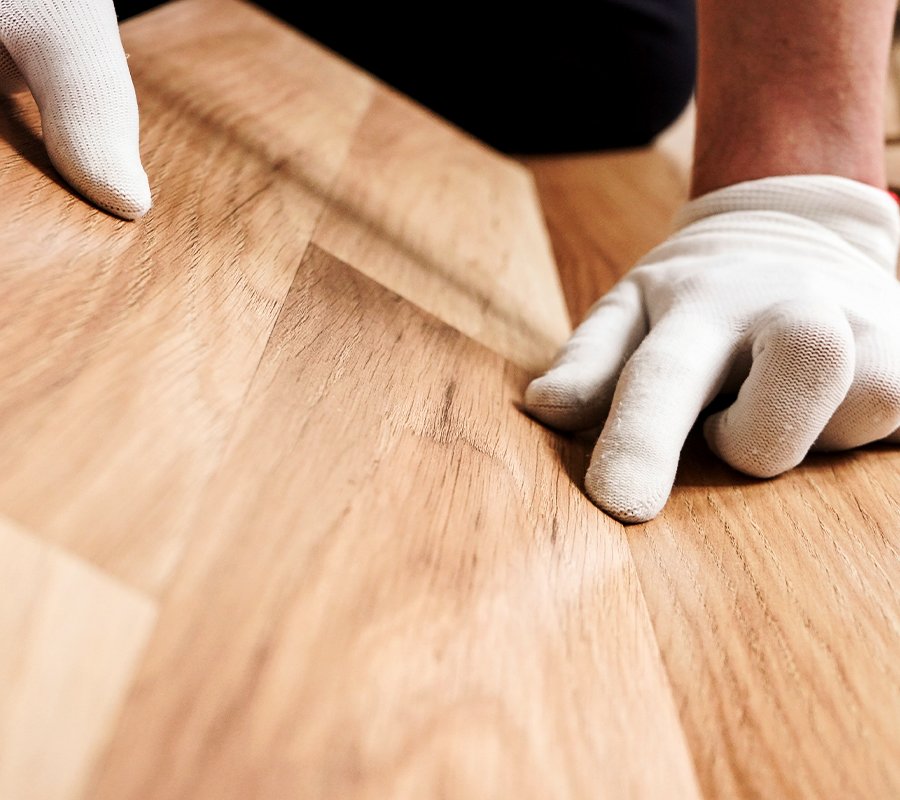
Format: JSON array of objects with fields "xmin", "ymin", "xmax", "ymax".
[{"xmin": 116, "ymin": 1, "xmax": 697, "ymax": 153}]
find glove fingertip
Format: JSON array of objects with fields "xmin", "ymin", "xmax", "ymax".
[
  {"xmin": 524, "ymin": 370, "xmax": 598, "ymax": 431},
  {"xmin": 584, "ymin": 458, "xmax": 669, "ymax": 523},
  {"xmin": 47, "ymin": 142, "xmax": 152, "ymax": 220},
  {"xmin": 523, "ymin": 377, "xmax": 575, "ymax": 429},
  {"xmin": 109, "ymin": 169, "xmax": 152, "ymax": 220},
  {"xmin": 703, "ymin": 411, "xmax": 787, "ymax": 479}
]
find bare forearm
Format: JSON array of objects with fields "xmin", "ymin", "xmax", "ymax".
[{"xmin": 692, "ymin": 0, "xmax": 897, "ymax": 197}]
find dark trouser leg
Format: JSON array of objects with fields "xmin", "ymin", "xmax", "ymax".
[{"xmin": 116, "ymin": 1, "xmax": 697, "ymax": 153}]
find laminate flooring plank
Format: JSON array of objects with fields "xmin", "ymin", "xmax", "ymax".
[
  {"xmin": 0, "ymin": 0, "xmax": 374, "ymax": 594},
  {"xmin": 525, "ymin": 150, "xmax": 687, "ymax": 323},
  {"xmin": 313, "ymin": 86, "xmax": 572, "ymax": 373},
  {"xmin": 85, "ymin": 245, "xmax": 701, "ymax": 800},
  {"xmin": 0, "ymin": 514, "xmax": 156, "ymax": 800},
  {"xmin": 528, "ymin": 149, "xmax": 900, "ymax": 798},
  {"xmin": 638, "ymin": 443, "xmax": 900, "ymax": 799}
]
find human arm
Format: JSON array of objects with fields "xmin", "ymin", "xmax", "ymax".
[{"xmin": 691, "ymin": 0, "xmax": 895, "ymax": 196}]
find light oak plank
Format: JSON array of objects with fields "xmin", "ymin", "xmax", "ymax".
[
  {"xmin": 314, "ymin": 85, "xmax": 572, "ymax": 372},
  {"xmin": 0, "ymin": 0, "xmax": 374, "ymax": 593},
  {"xmin": 529, "ymin": 149, "xmax": 900, "ymax": 798},
  {"xmin": 0, "ymin": 514, "xmax": 156, "ymax": 800},
  {"xmin": 85, "ymin": 246, "xmax": 701, "ymax": 800}
]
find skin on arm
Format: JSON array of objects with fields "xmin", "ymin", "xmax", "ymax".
[{"xmin": 691, "ymin": 0, "xmax": 897, "ymax": 197}]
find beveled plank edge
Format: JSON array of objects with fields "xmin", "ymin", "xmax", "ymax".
[
  {"xmin": 0, "ymin": 512, "xmax": 158, "ymax": 800},
  {"xmin": 0, "ymin": 510, "xmax": 157, "ymax": 607}
]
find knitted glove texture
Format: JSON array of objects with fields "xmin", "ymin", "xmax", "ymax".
[
  {"xmin": 1, "ymin": 0, "xmax": 151, "ymax": 218},
  {"xmin": 526, "ymin": 175, "xmax": 900, "ymax": 522}
]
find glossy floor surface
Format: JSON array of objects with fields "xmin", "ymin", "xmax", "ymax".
[{"xmin": 1, "ymin": 2, "xmax": 898, "ymax": 798}]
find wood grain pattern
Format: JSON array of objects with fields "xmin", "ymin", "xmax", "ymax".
[
  {"xmin": 85, "ymin": 246, "xmax": 700, "ymax": 800},
  {"xmin": 525, "ymin": 150, "xmax": 687, "ymax": 323},
  {"xmin": 639, "ymin": 443, "xmax": 900, "ymax": 799},
  {"xmin": 0, "ymin": 514, "xmax": 155, "ymax": 800},
  {"xmin": 2, "ymin": 0, "xmax": 898, "ymax": 797},
  {"xmin": 528, "ymin": 148, "xmax": 900, "ymax": 799},
  {"xmin": 0, "ymin": 0, "xmax": 570, "ymax": 595},
  {"xmin": 0, "ymin": 0, "xmax": 374, "ymax": 594},
  {"xmin": 314, "ymin": 86, "xmax": 572, "ymax": 372}
]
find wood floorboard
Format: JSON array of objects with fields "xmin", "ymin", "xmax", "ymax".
[
  {"xmin": 0, "ymin": 0, "xmax": 374, "ymax": 594},
  {"xmin": 2, "ymin": 0, "xmax": 898, "ymax": 796},
  {"xmin": 0, "ymin": 514, "xmax": 156, "ymax": 800},
  {"xmin": 84, "ymin": 245, "xmax": 700, "ymax": 800},
  {"xmin": 314, "ymin": 85, "xmax": 571, "ymax": 372},
  {"xmin": 526, "ymin": 150, "xmax": 688, "ymax": 323},
  {"xmin": 0, "ymin": 0, "xmax": 571, "ymax": 595},
  {"xmin": 641, "ymin": 442, "xmax": 900, "ymax": 798}
]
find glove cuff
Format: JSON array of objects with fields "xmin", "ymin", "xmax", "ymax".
[{"xmin": 675, "ymin": 175, "xmax": 900, "ymax": 273}]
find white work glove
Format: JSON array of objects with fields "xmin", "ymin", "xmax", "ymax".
[
  {"xmin": 525, "ymin": 175, "xmax": 900, "ymax": 523},
  {"xmin": 0, "ymin": 0, "xmax": 151, "ymax": 219}
]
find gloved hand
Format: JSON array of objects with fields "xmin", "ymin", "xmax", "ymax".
[
  {"xmin": 0, "ymin": 0, "xmax": 151, "ymax": 219},
  {"xmin": 525, "ymin": 175, "xmax": 900, "ymax": 523}
]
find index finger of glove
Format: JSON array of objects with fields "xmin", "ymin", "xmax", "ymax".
[
  {"xmin": 585, "ymin": 314, "xmax": 738, "ymax": 523},
  {"xmin": 525, "ymin": 277, "xmax": 646, "ymax": 431},
  {"xmin": 0, "ymin": 0, "xmax": 151, "ymax": 218}
]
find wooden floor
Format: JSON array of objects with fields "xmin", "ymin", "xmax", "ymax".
[{"xmin": 0, "ymin": 1, "xmax": 897, "ymax": 798}]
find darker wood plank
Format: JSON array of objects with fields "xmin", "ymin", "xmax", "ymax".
[
  {"xmin": 529, "ymin": 148, "xmax": 900, "ymax": 799},
  {"xmin": 525, "ymin": 149, "xmax": 686, "ymax": 323}
]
